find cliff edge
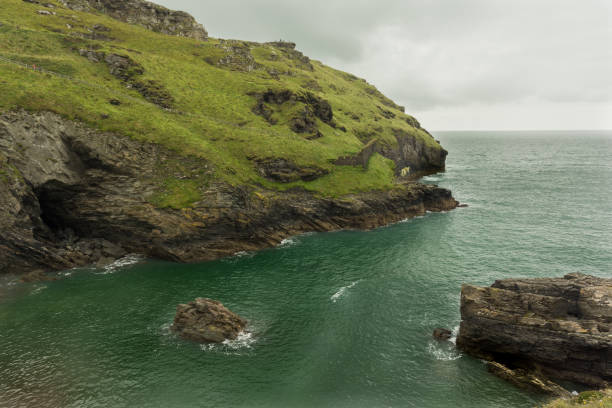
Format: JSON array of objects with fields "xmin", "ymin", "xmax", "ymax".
[{"xmin": 0, "ymin": 0, "xmax": 456, "ymax": 274}]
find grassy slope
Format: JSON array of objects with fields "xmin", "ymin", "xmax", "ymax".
[
  {"xmin": 542, "ymin": 390, "xmax": 612, "ymax": 408},
  {"xmin": 0, "ymin": 0, "xmax": 440, "ymax": 205}
]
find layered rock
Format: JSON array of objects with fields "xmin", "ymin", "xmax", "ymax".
[
  {"xmin": 59, "ymin": 0, "xmax": 208, "ymax": 40},
  {"xmin": 0, "ymin": 110, "xmax": 457, "ymax": 275},
  {"xmin": 171, "ymin": 298, "xmax": 247, "ymax": 343},
  {"xmin": 457, "ymin": 273, "xmax": 612, "ymax": 389}
]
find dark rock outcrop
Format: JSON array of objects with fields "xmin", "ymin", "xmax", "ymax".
[
  {"xmin": 59, "ymin": 0, "xmax": 208, "ymax": 40},
  {"xmin": 251, "ymin": 89, "xmax": 334, "ymax": 139},
  {"xmin": 171, "ymin": 298, "xmax": 247, "ymax": 343},
  {"xmin": 77, "ymin": 51, "xmax": 174, "ymax": 109},
  {"xmin": 457, "ymin": 273, "xmax": 612, "ymax": 389},
  {"xmin": 216, "ymin": 40, "xmax": 261, "ymax": 72},
  {"xmin": 19, "ymin": 270, "xmax": 58, "ymax": 283},
  {"xmin": 334, "ymin": 139, "xmax": 379, "ymax": 169},
  {"xmin": 378, "ymin": 129, "xmax": 447, "ymax": 176},
  {"xmin": 0, "ymin": 110, "xmax": 457, "ymax": 275},
  {"xmin": 255, "ymin": 158, "xmax": 328, "ymax": 182}
]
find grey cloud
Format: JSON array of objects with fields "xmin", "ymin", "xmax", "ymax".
[{"xmin": 157, "ymin": 0, "xmax": 612, "ymax": 129}]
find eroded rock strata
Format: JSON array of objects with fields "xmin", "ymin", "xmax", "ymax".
[
  {"xmin": 0, "ymin": 110, "xmax": 457, "ymax": 275},
  {"xmin": 457, "ymin": 273, "xmax": 612, "ymax": 390}
]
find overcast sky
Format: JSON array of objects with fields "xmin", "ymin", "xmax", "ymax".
[{"xmin": 158, "ymin": 0, "xmax": 611, "ymax": 130}]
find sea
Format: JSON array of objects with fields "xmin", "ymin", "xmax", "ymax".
[{"xmin": 1, "ymin": 131, "xmax": 610, "ymax": 408}]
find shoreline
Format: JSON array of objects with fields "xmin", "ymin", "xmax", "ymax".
[{"xmin": 2, "ymin": 183, "xmax": 458, "ymax": 281}]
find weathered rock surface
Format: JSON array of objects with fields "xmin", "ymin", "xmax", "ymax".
[
  {"xmin": 254, "ymin": 158, "xmax": 329, "ymax": 182},
  {"xmin": 486, "ymin": 361, "xmax": 571, "ymax": 397},
  {"xmin": 0, "ymin": 110, "xmax": 457, "ymax": 275},
  {"xmin": 19, "ymin": 270, "xmax": 58, "ymax": 283},
  {"xmin": 171, "ymin": 298, "xmax": 247, "ymax": 343},
  {"xmin": 457, "ymin": 273, "xmax": 612, "ymax": 389},
  {"xmin": 59, "ymin": 0, "xmax": 208, "ymax": 40}
]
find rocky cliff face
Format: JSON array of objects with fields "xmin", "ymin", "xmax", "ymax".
[
  {"xmin": 59, "ymin": 0, "xmax": 208, "ymax": 40},
  {"xmin": 0, "ymin": 110, "xmax": 457, "ymax": 275},
  {"xmin": 457, "ymin": 273, "xmax": 612, "ymax": 389}
]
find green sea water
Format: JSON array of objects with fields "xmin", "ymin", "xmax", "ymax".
[{"xmin": 1, "ymin": 131, "xmax": 611, "ymax": 408}]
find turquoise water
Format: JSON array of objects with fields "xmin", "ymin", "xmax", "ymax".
[{"xmin": 1, "ymin": 131, "xmax": 611, "ymax": 408}]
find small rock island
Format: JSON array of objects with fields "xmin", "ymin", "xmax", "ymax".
[{"xmin": 171, "ymin": 298, "xmax": 247, "ymax": 344}]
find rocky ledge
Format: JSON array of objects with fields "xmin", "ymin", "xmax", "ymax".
[
  {"xmin": 457, "ymin": 273, "xmax": 611, "ymax": 392},
  {"xmin": 171, "ymin": 298, "xmax": 247, "ymax": 343},
  {"xmin": 58, "ymin": 0, "xmax": 208, "ymax": 40}
]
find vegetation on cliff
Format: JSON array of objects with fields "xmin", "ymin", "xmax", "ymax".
[
  {"xmin": 542, "ymin": 390, "xmax": 612, "ymax": 408},
  {"xmin": 0, "ymin": 0, "xmax": 444, "ymax": 205}
]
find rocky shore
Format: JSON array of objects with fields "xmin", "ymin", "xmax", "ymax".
[
  {"xmin": 457, "ymin": 273, "xmax": 611, "ymax": 393},
  {"xmin": 0, "ymin": 110, "xmax": 457, "ymax": 276}
]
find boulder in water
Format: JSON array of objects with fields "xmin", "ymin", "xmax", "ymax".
[
  {"xmin": 433, "ymin": 327, "xmax": 452, "ymax": 340},
  {"xmin": 171, "ymin": 298, "xmax": 247, "ymax": 343}
]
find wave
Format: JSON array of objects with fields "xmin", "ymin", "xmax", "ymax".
[
  {"xmin": 29, "ymin": 285, "xmax": 47, "ymax": 296},
  {"xmin": 97, "ymin": 254, "xmax": 143, "ymax": 275},
  {"xmin": 449, "ymin": 325, "xmax": 459, "ymax": 344},
  {"xmin": 199, "ymin": 331, "xmax": 256, "ymax": 352},
  {"xmin": 278, "ymin": 238, "xmax": 297, "ymax": 248},
  {"xmin": 222, "ymin": 331, "xmax": 256, "ymax": 350},
  {"xmin": 426, "ymin": 341, "xmax": 462, "ymax": 361},
  {"xmin": 331, "ymin": 280, "xmax": 360, "ymax": 303},
  {"xmin": 427, "ymin": 325, "xmax": 462, "ymax": 361}
]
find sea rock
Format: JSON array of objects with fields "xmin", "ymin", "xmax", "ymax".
[
  {"xmin": 433, "ymin": 327, "xmax": 452, "ymax": 340},
  {"xmin": 456, "ymin": 273, "xmax": 612, "ymax": 388},
  {"xmin": 171, "ymin": 298, "xmax": 247, "ymax": 343}
]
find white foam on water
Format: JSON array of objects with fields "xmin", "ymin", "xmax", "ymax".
[
  {"xmin": 97, "ymin": 254, "xmax": 143, "ymax": 275},
  {"xmin": 159, "ymin": 322, "xmax": 172, "ymax": 336},
  {"xmin": 331, "ymin": 280, "xmax": 360, "ymax": 303},
  {"xmin": 222, "ymin": 331, "xmax": 256, "ymax": 350},
  {"xmin": 426, "ymin": 341, "xmax": 462, "ymax": 361},
  {"xmin": 427, "ymin": 325, "xmax": 462, "ymax": 361},
  {"xmin": 399, "ymin": 215, "xmax": 426, "ymax": 223},
  {"xmin": 29, "ymin": 285, "xmax": 47, "ymax": 296},
  {"xmin": 198, "ymin": 331, "xmax": 257, "ymax": 353},
  {"xmin": 449, "ymin": 325, "xmax": 460, "ymax": 344},
  {"xmin": 278, "ymin": 238, "xmax": 297, "ymax": 248}
]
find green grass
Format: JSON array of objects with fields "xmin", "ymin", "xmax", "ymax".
[
  {"xmin": 149, "ymin": 179, "xmax": 202, "ymax": 209},
  {"xmin": 542, "ymin": 390, "xmax": 612, "ymax": 408},
  {"xmin": 0, "ymin": 0, "xmax": 442, "ymax": 205}
]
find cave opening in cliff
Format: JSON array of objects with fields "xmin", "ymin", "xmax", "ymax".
[{"xmin": 35, "ymin": 181, "xmax": 79, "ymax": 238}]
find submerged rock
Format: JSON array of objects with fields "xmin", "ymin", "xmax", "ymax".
[
  {"xmin": 433, "ymin": 327, "xmax": 452, "ymax": 341},
  {"xmin": 171, "ymin": 298, "xmax": 247, "ymax": 343},
  {"xmin": 457, "ymin": 273, "xmax": 612, "ymax": 389},
  {"xmin": 19, "ymin": 270, "xmax": 58, "ymax": 283},
  {"xmin": 486, "ymin": 361, "xmax": 570, "ymax": 397}
]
